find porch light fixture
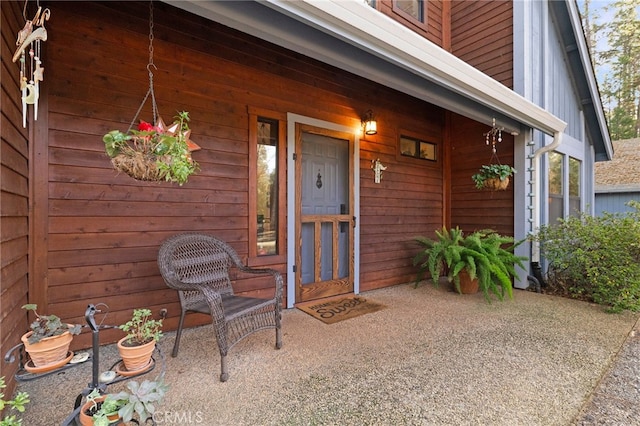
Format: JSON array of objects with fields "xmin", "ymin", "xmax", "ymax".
[{"xmin": 362, "ymin": 110, "xmax": 377, "ymax": 135}]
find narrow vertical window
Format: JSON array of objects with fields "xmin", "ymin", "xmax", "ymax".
[
  {"xmin": 256, "ymin": 117, "xmax": 278, "ymax": 256},
  {"xmin": 568, "ymin": 157, "xmax": 581, "ymax": 217},
  {"xmin": 548, "ymin": 151, "xmax": 564, "ymax": 224}
]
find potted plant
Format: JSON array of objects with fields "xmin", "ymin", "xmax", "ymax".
[
  {"xmin": 1, "ymin": 376, "xmax": 29, "ymax": 426},
  {"xmin": 116, "ymin": 309, "xmax": 163, "ymax": 372},
  {"xmin": 78, "ymin": 389, "xmax": 122, "ymax": 426},
  {"xmin": 103, "ymin": 111, "xmax": 200, "ymax": 185},
  {"xmin": 20, "ymin": 304, "xmax": 81, "ymax": 369},
  {"xmin": 471, "ymin": 164, "xmax": 516, "ymax": 190},
  {"xmin": 413, "ymin": 226, "xmax": 527, "ymax": 301}
]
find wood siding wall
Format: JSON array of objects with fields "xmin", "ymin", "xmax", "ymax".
[
  {"xmin": 1, "ymin": 1, "xmax": 30, "ymax": 395},
  {"xmin": 449, "ymin": 0, "xmax": 515, "ymax": 235},
  {"xmin": 450, "ymin": 0, "xmax": 514, "ymax": 87},
  {"xmin": 30, "ymin": 1, "xmax": 445, "ymax": 348},
  {"xmin": 449, "ymin": 113, "xmax": 515, "ymax": 236}
]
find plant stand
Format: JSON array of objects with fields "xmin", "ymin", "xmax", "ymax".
[{"xmin": 5, "ymin": 304, "xmax": 164, "ymax": 426}]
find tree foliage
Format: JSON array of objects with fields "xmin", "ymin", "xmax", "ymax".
[{"xmin": 581, "ymin": 0, "xmax": 640, "ymax": 140}]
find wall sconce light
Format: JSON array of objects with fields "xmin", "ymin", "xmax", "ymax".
[{"xmin": 362, "ymin": 110, "xmax": 377, "ymax": 135}]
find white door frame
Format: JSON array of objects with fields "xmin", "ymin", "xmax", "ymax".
[{"xmin": 287, "ymin": 113, "xmax": 360, "ymax": 308}]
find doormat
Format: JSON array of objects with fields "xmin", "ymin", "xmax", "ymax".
[{"xmin": 297, "ymin": 296, "xmax": 385, "ymax": 324}]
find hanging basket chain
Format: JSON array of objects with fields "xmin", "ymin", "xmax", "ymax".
[{"xmin": 128, "ymin": 0, "xmax": 158, "ymax": 132}]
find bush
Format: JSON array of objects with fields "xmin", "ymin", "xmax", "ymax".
[{"xmin": 532, "ymin": 201, "xmax": 640, "ymax": 312}]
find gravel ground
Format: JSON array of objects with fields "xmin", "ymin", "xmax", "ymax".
[{"xmin": 16, "ymin": 283, "xmax": 640, "ymax": 426}]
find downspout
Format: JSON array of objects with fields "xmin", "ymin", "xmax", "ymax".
[{"xmin": 529, "ymin": 130, "xmax": 564, "ymax": 284}]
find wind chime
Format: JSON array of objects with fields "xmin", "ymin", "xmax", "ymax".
[
  {"xmin": 471, "ymin": 117, "xmax": 513, "ymax": 191},
  {"xmin": 12, "ymin": 2, "xmax": 51, "ymax": 128},
  {"xmin": 484, "ymin": 117, "xmax": 503, "ymax": 155}
]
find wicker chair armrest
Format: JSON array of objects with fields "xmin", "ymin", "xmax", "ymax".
[
  {"xmin": 197, "ymin": 286, "xmax": 225, "ymax": 323},
  {"xmin": 237, "ymin": 265, "xmax": 283, "ymax": 300}
]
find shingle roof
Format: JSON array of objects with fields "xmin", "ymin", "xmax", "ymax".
[{"xmin": 594, "ymin": 138, "xmax": 640, "ymax": 187}]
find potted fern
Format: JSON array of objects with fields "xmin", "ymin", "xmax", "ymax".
[
  {"xmin": 116, "ymin": 308, "xmax": 163, "ymax": 373},
  {"xmin": 471, "ymin": 164, "xmax": 516, "ymax": 190},
  {"xmin": 413, "ymin": 226, "xmax": 527, "ymax": 301}
]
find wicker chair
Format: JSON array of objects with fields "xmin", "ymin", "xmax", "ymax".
[{"xmin": 157, "ymin": 233, "xmax": 283, "ymax": 381}]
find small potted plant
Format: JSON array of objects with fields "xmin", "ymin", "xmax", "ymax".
[
  {"xmin": 413, "ymin": 226, "xmax": 527, "ymax": 301},
  {"xmin": 1, "ymin": 376, "xmax": 29, "ymax": 426},
  {"xmin": 116, "ymin": 309, "xmax": 163, "ymax": 372},
  {"xmin": 471, "ymin": 164, "xmax": 516, "ymax": 190},
  {"xmin": 20, "ymin": 304, "xmax": 81, "ymax": 369},
  {"xmin": 78, "ymin": 389, "xmax": 122, "ymax": 426},
  {"xmin": 103, "ymin": 111, "xmax": 200, "ymax": 185}
]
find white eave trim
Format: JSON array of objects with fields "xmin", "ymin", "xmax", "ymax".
[{"xmin": 262, "ymin": 0, "xmax": 567, "ymax": 136}]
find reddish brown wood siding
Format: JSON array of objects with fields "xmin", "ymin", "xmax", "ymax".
[
  {"xmin": 449, "ymin": 113, "xmax": 515, "ymax": 236},
  {"xmin": 1, "ymin": 1, "xmax": 30, "ymax": 395},
  {"xmin": 27, "ymin": 1, "xmax": 446, "ymax": 347},
  {"xmin": 450, "ymin": 0, "xmax": 514, "ymax": 87}
]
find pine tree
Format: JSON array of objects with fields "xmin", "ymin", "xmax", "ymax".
[{"xmin": 596, "ymin": 0, "xmax": 640, "ymax": 139}]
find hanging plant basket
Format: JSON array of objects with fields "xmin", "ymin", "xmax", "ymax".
[
  {"xmin": 111, "ymin": 148, "xmax": 170, "ymax": 183},
  {"xmin": 104, "ymin": 113, "xmax": 200, "ymax": 185},
  {"xmin": 472, "ymin": 164, "xmax": 516, "ymax": 191},
  {"xmin": 482, "ymin": 177, "xmax": 510, "ymax": 191},
  {"xmin": 103, "ymin": 7, "xmax": 199, "ymax": 186}
]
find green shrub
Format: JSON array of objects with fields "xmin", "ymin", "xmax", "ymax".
[{"xmin": 532, "ymin": 201, "xmax": 640, "ymax": 312}]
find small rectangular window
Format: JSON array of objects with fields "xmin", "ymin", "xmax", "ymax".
[{"xmin": 400, "ymin": 135, "xmax": 436, "ymax": 161}]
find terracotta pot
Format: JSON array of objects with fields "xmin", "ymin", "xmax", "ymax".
[
  {"xmin": 456, "ymin": 269, "xmax": 479, "ymax": 294},
  {"xmin": 117, "ymin": 337, "xmax": 155, "ymax": 372},
  {"xmin": 78, "ymin": 395, "xmax": 121, "ymax": 426},
  {"xmin": 21, "ymin": 329, "xmax": 73, "ymax": 367}
]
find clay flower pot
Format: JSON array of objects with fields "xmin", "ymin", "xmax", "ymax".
[
  {"xmin": 117, "ymin": 337, "xmax": 155, "ymax": 372},
  {"xmin": 78, "ymin": 395, "xmax": 121, "ymax": 426},
  {"xmin": 21, "ymin": 329, "xmax": 73, "ymax": 368},
  {"xmin": 456, "ymin": 269, "xmax": 480, "ymax": 294}
]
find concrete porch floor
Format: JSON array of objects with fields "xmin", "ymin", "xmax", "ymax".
[{"xmin": 16, "ymin": 282, "xmax": 640, "ymax": 425}]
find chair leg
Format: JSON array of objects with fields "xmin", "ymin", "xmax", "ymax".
[
  {"xmin": 220, "ymin": 355, "xmax": 228, "ymax": 382},
  {"xmin": 275, "ymin": 326, "xmax": 282, "ymax": 350},
  {"xmin": 172, "ymin": 308, "xmax": 187, "ymax": 358}
]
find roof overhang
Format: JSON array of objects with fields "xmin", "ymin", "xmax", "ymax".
[{"xmin": 166, "ymin": 0, "xmax": 567, "ymax": 137}]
